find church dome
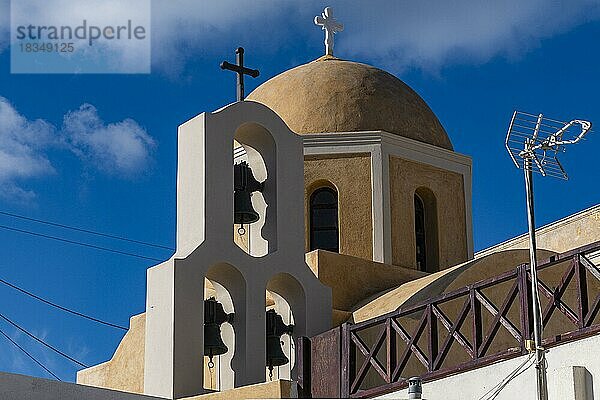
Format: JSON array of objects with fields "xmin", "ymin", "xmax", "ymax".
[{"xmin": 246, "ymin": 57, "xmax": 453, "ymax": 150}]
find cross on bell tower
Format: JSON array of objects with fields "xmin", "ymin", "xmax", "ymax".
[{"xmin": 221, "ymin": 47, "xmax": 260, "ymax": 102}]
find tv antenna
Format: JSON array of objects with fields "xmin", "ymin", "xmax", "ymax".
[{"xmin": 505, "ymin": 110, "xmax": 592, "ymax": 400}]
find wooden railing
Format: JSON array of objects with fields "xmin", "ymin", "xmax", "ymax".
[{"xmin": 338, "ymin": 242, "xmax": 600, "ymax": 398}]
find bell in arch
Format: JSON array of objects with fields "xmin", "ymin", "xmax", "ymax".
[
  {"xmin": 265, "ymin": 309, "xmax": 294, "ymax": 377},
  {"xmin": 234, "ymin": 161, "xmax": 264, "ymax": 229},
  {"xmin": 204, "ymin": 297, "xmax": 234, "ymax": 366}
]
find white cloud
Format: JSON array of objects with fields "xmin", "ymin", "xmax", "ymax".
[
  {"xmin": 3, "ymin": 0, "xmax": 600, "ymax": 73},
  {"xmin": 6, "ymin": 0, "xmax": 150, "ymax": 73},
  {"xmin": 0, "ymin": 96, "xmax": 56, "ymax": 201},
  {"xmin": 0, "ymin": 184, "xmax": 37, "ymax": 203},
  {"xmin": 0, "ymin": 96, "xmax": 155, "ymax": 202},
  {"xmin": 62, "ymin": 104, "xmax": 155, "ymax": 176},
  {"xmin": 148, "ymin": 0, "xmax": 600, "ymax": 74},
  {"xmin": 149, "ymin": 0, "xmax": 304, "ymax": 74},
  {"xmin": 331, "ymin": 0, "xmax": 600, "ymax": 71},
  {"xmin": 3, "ymin": 0, "xmax": 599, "ymax": 73}
]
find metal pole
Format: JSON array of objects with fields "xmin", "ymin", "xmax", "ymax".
[{"xmin": 524, "ymin": 156, "xmax": 548, "ymax": 400}]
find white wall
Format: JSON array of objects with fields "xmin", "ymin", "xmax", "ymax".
[{"xmin": 379, "ymin": 334, "xmax": 600, "ymax": 400}]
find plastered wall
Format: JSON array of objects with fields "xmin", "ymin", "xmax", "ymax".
[
  {"xmin": 389, "ymin": 156, "xmax": 468, "ymax": 271},
  {"xmin": 477, "ymin": 204, "xmax": 600, "ymax": 257},
  {"xmin": 77, "ymin": 314, "xmax": 145, "ymax": 394},
  {"xmin": 304, "ymin": 154, "xmax": 373, "ymax": 261}
]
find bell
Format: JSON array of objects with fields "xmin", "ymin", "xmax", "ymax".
[
  {"xmin": 266, "ymin": 309, "xmax": 294, "ymax": 373},
  {"xmin": 266, "ymin": 334, "xmax": 289, "ymax": 369},
  {"xmin": 204, "ymin": 298, "xmax": 234, "ymax": 363},
  {"xmin": 234, "ymin": 189, "xmax": 259, "ymax": 224},
  {"xmin": 204, "ymin": 322, "xmax": 228, "ymax": 359},
  {"xmin": 234, "ymin": 162, "xmax": 264, "ymax": 227}
]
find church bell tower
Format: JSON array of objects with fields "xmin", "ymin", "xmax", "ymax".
[{"xmin": 143, "ymin": 101, "xmax": 332, "ymax": 399}]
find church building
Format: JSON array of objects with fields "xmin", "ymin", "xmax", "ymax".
[{"xmin": 4, "ymin": 7, "xmax": 599, "ymax": 400}]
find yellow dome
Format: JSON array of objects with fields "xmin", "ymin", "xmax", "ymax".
[{"xmin": 247, "ymin": 57, "xmax": 453, "ymax": 150}]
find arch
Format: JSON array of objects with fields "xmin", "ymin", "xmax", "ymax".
[
  {"xmin": 205, "ymin": 263, "xmax": 247, "ymax": 390},
  {"xmin": 233, "ymin": 122, "xmax": 277, "ymax": 257},
  {"xmin": 309, "ymin": 185, "xmax": 339, "ymax": 252},
  {"xmin": 414, "ymin": 187, "xmax": 439, "ymax": 272},
  {"xmin": 264, "ymin": 291, "xmax": 295, "ymax": 381},
  {"xmin": 306, "ymin": 178, "xmax": 339, "ymax": 195},
  {"xmin": 265, "ymin": 273, "xmax": 307, "ymax": 382}
]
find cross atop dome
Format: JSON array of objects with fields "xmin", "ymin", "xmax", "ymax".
[{"xmin": 314, "ymin": 7, "xmax": 344, "ymax": 57}]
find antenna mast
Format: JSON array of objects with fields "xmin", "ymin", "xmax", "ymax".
[{"xmin": 505, "ymin": 110, "xmax": 592, "ymax": 400}]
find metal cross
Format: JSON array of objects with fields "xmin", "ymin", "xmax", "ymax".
[
  {"xmin": 220, "ymin": 47, "xmax": 260, "ymax": 102},
  {"xmin": 314, "ymin": 7, "xmax": 344, "ymax": 57}
]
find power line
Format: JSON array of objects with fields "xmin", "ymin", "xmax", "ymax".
[
  {"xmin": 0, "ymin": 224, "xmax": 163, "ymax": 262},
  {"xmin": 477, "ymin": 353, "xmax": 535, "ymax": 400},
  {"xmin": 0, "ymin": 277, "xmax": 128, "ymax": 331},
  {"xmin": 0, "ymin": 210, "xmax": 174, "ymax": 251},
  {"xmin": 0, "ymin": 326, "xmax": 61, "ymax": 381},
  {"xmin": 0, "ymin": 312, "xmax": 89, "ymax": 368}
]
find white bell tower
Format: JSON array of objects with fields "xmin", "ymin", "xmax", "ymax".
[{"xmin": 143, "ymin": 101, "xmax": 332, "ymax": 399}]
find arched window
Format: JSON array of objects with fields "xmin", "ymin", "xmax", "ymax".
[
  {"xmin": 414, "ymin": 188, "xmax": 439, "ymax": 272},
  {"xmin": 414, "ymin": 194, "xmax": 427, "ymax": 271},
  {"xmin": 309, "ymin": 187, "xmax": 339, "ymax": 252}
]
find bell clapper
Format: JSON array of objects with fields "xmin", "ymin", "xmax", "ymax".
[
  {"xmin": 269, "ymin": 367, "xmax": 273, "ymax": 380},
  {"xmin": 238, "ymin": 225, "xmax": 246, "ymax": 235}
]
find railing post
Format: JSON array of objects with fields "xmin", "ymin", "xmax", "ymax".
[
  {"xmin": 386, "ymin": 317, "xmax": 396, "ymax": 383},
  {"xmin": 574, "ymin": 254, "xmax": 589, "ymax": 329},
  {"xmin": 341, "ymin": 323, "xmax": 353, "ymax": 398},
  {"xmin": 517, "ymin": 264, "xmax": 532, "ymax": 353},
  {"xmin": 426, "ymin": 304, "xmax": 438, "ymax": 372},
  {"xmin": 470, "ymin": 286, "xmax": 481, "ymax": 359}
]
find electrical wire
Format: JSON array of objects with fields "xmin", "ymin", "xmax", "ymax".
[
  {"xmin": 477, "ymin": 356, "xmax": 532, "ymax": 400},
  {"xmin": 0, "ymin": 210, "xmax": 174, "ymax": 251},
  {"xmin": 0, "ymin": 224, "xmax": 163, "ymax": 262},
  {"xmin": 0, "ymin": 312, "xmax": 89, "ymax": 368},
  {"xmin": 477, "ymin": 353, "xmax": 535, "ymax": 400},
  {"xmin": 0, "ymin": 277, "xmax": 128, "ymax": 331},
  {"xmin": 0, "ymin": 326, "xmax": 61, "ymax": 381},
  {"xmin": 486, "ymin": 356, "xmax": 536, "ymax": 400}
]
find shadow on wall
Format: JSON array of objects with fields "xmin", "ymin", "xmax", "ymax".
[
  {"xmin": 585, "ymin": 367, "xmax": 595, "ymax": 400},
  {"xmin": 403, "ymin": 248, "xmax": 557, "ymax": 309}
]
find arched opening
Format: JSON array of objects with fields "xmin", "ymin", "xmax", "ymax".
[
  {"xmin": 265, "ymin": 273, "xmax": 307, "ymax": 382},
  {"xmin": 264, "ymin": 291, "xmax": 295, "ymax": 381},
  {"xmin": 414, "ymin": 188, "xmax": 439, "ymax": 272},
  {"xmin": 233, "ymin": 122, "xmax": 277, "ymax": 257},
  {"xmin": 203, "ymin": 263, "xmax": 247, "ymax": 391},
  {"xmin": 309, "ymin": 187, "xmax": 339, "ymax": 252}
]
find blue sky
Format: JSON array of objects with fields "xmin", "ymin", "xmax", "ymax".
[{"xmin": 0, "ymin": 0, "xmax": 599, "ymax": 382}]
